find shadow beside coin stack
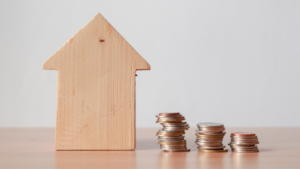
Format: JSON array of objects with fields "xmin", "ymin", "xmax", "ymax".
[
  {"xmin": 156, "ymin": 113, "xmax": 190, "ymax": 152},
  {"xmin": 229, "ymin": 132, "xmax": 259, "ymax": 152},
  {"xmin": 195, "ymin": 122, "xmax": 228, "ymax": 152}
]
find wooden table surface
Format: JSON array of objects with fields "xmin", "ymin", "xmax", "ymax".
[{"xmin": 0, "ymin": 127, "xmax": 299, "ymax": 169}]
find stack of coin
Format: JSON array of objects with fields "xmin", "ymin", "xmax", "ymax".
[
  {"xmin": 195, "ymin": 122, "xmax": 228, "ymax": 152},
  {"xmin": 156, "ymin": 113, "xmax": 190, "ymax": 152},
  {"xmin": 228, "ymin": 132, "xmax": 259, "ymax": 152}
]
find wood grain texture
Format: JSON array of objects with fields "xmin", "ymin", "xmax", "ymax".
[
  {"xmin": 0, "ymin": 128, "xmax": 299, "ymax": 169},
  {"xmin": 42, "ymin": 13, "xmax": 150, "ymax": 150}
]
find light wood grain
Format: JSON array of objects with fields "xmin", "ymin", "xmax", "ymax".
[
  {"xmin": 42, "ymin": 13, "xmax": 150, "ymax": 150},
  {"xmin": 0, "ymin": 128, "xmax": 299, "ymax": 169}
]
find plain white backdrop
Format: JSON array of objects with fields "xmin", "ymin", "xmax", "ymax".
[{"xmin": 0, "ymin": 0, "xmax": 299, "ymax": 127}]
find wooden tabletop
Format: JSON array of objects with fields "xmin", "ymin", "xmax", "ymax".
[{"xmin": 0, "ymin": 127, "xmax": 299, "ymax": 169}]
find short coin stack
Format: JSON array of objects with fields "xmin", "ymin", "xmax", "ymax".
[
  {"xmin": 195, "ymin": 122, "xmax": 228, "ymax": 152},
  {"xmin": 228, "ymin": 132, "xmax": 259, "ymax": 152},
  {"xmin": 156, "ymin": 113, "xmax": 190, "ymax": 152}
]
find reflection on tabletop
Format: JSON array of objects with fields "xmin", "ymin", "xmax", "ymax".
[
  {"xmin": 197, "ymin": 152, "xmax": 226, "ymax": 168},
  {"xmin": 159, "ymin": 151, "xmax": 188, "ymax": 168},
  {"xmin": 231, "ymin": 152, "xmax": 259, "ymax": 168}
]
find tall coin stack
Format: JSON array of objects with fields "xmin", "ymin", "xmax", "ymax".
[
  {"xmin": 228, "ymin": 132, "xmax": 259, "ymax": 152},
  {"xmin": 156, "ymin": 113, "xmax": 190, "ymax": 152},
  {"xmin": 195, "ymin": 122, "xmax": 228, "ymax": 152}
]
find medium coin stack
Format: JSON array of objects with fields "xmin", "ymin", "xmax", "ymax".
[
  {"xmin": 228, "ymin": 132, "xmax": 259, "ymax": 152},
  {"xmin": 156, "ymin": 113, "xmax": 190, "ymax": 152},
  {"xmin": 195, "ymin": 122, "xmax": 228, "ymax": 152}
]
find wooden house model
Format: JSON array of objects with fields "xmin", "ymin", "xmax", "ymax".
[{"xmin": 43, "ymin": 13, "xmax": 150, "ymax": 150}]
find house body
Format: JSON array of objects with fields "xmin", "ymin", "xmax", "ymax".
[{"xmin": 43, "ymin": 14, "xmax": 150, "ymax": 150}]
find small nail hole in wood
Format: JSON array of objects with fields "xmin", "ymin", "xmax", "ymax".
[{"xmin": 100, "ymin": 39, "xmax": 105, "ymax": 42}]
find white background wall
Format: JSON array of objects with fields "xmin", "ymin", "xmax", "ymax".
[{"xmin": 0, "ymin": 0, "xmax": 299, "ymax": 127}]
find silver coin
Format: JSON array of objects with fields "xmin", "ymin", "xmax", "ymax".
[
  {"xmin": 196, "ymin": 141, "xmax": 223, "ymax": 144},
  {"xmin": 197, "ymin": 122, "xmax": 224, "ymax": 127},
  {"xmin": 233, "ymin": 149, "xmax": 259, "ymax": 152},
  {"xmin": 162, "ymin": 129, "xmax": 189, "ymax": 132},
  {"xmin": 160, "ymin": 145, "xmax": 187, "ymax": 149},
  {"xmin": 231, "ymin": 139, "xmax": 259, "ymax": 142},
  {"xmin": 162, "ymin": 122, "xmax": 188, "ymax": 126},
  {"xmin": 231, "ymin": 147, "xmax": 258, "ymax": 149},
  {"xmin": 229, "ymin": 141, "xmax": 259, "ymax": 145},
  {"xmin": 196, "ymin": 139, "xmax": 223, "ymax": 143},
  {"xmin": 164, "ymin": 125, "xmax": 190, "ymax": 128},
  {"xmin": 231, "ymin": 138, "xmax": 258, "ymax": 141},
  {"xmin": 163, "ymin": 126, "xmax": 189, "ymax": 129},
  {"xmin": 163, "ymin": 149, "xmax": 190, "ymax": 152},
  {"xmin": 198, "ymin": 147, "xmax": 225, "ymax": 150},
  {"xmin": 230, "ymin": 135, "xmax": 257, "ymax": 139},
  {"xmin": 156, "ymin": 134, "xmax": 185, "ymax": 137},
  {"xmin": 232, "ymin": 150, "xmax": 259, "ymax": 153},
  {"xmin": 157, "ymin": 129, "xmax": 185, "ymax": 133},
  {"xmin": 158, "ymin": 139, "xmax": 185, "ymax": 142},
  {"xmin": 158, "ymin": 136, "xmax": 184, "ymax": 139},
  {"xmin": 231, "ymin": 148, "xmax": 259, "ymax": 151},
  {"xmin": 196, "ymin": 130, "xmax": 226, "ymax": 135},
  {"xmin": 196, "ymin": 142, "xmax": 223, "ymax": 145},
  {"xmin": 158, "ymin": 137, "xmax": 184, "ymax": 140},
  {"xmin": 157, "ymin": 119, "xmax": 185, "ymax": 123},
  {"xmin": 160, "ymin": 145, "xmax": 187, "ymax": 148},
  {"xmin": 159, "ymin": 137, "xmax": 185, "ymax": 140},
  {"xmin": 158, "ymin": 138, "xmax": 184, "ymax": 141},
  {"xmin": 161, "ymin": 148, "xmax": 188, "ymax": 151},
  {"xmin": 160, "ymin": 144, "xmax": 187, "ymax": 147},
  {"xmin": 231, "ymin": 137, "xmax": 258, "ymax": 140},
  {"xmin": 158, "ymin": 139, "xmax": 184, "ymax": 142},
  {"xmin": 231, "ymin": 147, "xmax": 258, "ymax": 150},
  {"xmin": 160, "ymin": 146, "xmax": 187, "ymax": 149},
  {"xmin": 198, "ymin": 145, "xmax": 225, "ymax": 149},
  {"xmin": 158, "ymin": 141, "xmax": 186, "ymax": 145},
  {"xmin": 230, "ymin": 137, "xmax": 258, "ymax": 140},
  {"xmin": 195, "ymin": 134, "xmax": 225, "ymax": 138},
  {"xmin": 230, "ymin": 145, "xmax": 258, "ymax": 148},
  {"xmin": 156, "ymin": 116, "xmax": 185, "ymax": 119},
  {"xmin": 196, "ymin": 131, "xmax": 225, "ymax": 135},
  {"xmin": 196, "ymin": 143, "xmax": 223, "ymax": 147},
  {"xmin": 160, "ymin": 144, "xmax": 186, "ymax": 148},
  {"xmin": 231, "ymin": 144, "xmax": 257, "ymax": 147},
  {"xmin": 198, "ymin": 126, "xmax": 225, "ymax": 129},
  {"xmin": 196, "ymin": 138, "xmax": 224, "ymax": 142}
]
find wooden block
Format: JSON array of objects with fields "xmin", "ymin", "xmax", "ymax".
[{"xmin": 42, "ymin": 13, "xmax": 150, "ymax": 150}]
